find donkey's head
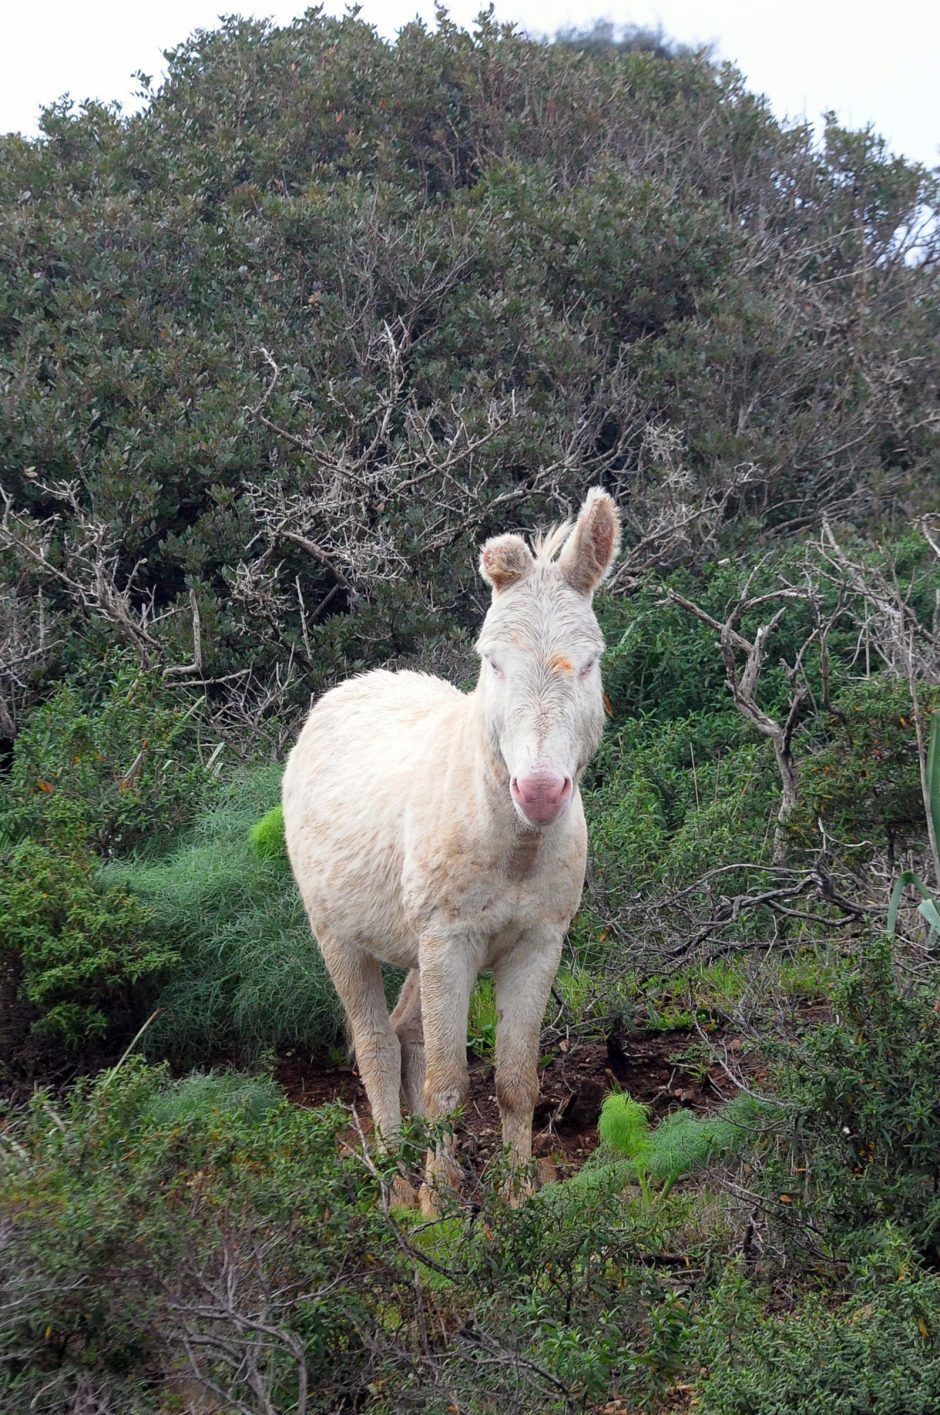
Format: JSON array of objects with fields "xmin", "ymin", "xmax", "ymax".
[{"xmin": 476, "ymin": 488, "xmax": 621, "ymax": 827}]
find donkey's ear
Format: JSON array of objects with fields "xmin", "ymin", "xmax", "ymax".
[
  {"xmin": 559, "ymin": 487, "xmax": 621, "ymax": 596},
  {"xmin": 479, "ymin": 534, "xmax": 535, "ymax": 594}
]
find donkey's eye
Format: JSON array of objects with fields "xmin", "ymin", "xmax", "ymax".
[
  {"xmin": 489, "ymin": 658, "xmax": 505, "ymax": 679},
  {"xmin": 579, "ymin": 659, "xmax": 596, "ymax": 679}
]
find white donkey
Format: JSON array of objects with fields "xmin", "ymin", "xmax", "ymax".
[{"xmin": 283, "ymin": 488, "xmax": 620, "ymax": 1204}]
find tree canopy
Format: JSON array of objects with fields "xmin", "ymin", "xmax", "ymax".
[{"xmin": 1, "ymin": 10, "xmax": 937, "ymax": 740}]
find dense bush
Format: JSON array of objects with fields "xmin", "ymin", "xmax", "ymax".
[
  {"xmin": 695, "ymin": 1244, "xmax": 940, "ymax": 1414},
  {"xmin": 0, "ymin": 839, "xmax": 175, "ymax": 1056},
  {"xmin": 763, "ymin": 937, "xmax": 940, "ymax": 1262},
  {"xmin": 4, "ymin": 1050, "xmax": 937, "ymax": 1414},
  {"xmin": 789, "ymin": 675, "xmax": 940, "ymax": 862},
  {"xmin": 577, "ymin": 541, "xmax": 938, "ymax": 977},
  {"xmin": 1, "ymin": 652, "xmax": 211, "ymax": 853},
  {"xmin": 0, "ymin": 1061, "xmax": 404, "ymax": 1412},
  {"xmin": 1, "ymin": 12, "xmax": 936, "ymax": 729},
  {"xmin": 0, "ymin": 1060, "xmax": 721, "ymax": 1414}
]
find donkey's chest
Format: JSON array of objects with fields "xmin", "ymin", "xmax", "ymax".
[{"xmin": 402, "ymin": 824, "xmax": 586, "ymax": 941}]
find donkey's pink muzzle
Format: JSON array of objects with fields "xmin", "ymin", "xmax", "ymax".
[{"xmin": 511, "ymin": 771, "xmax": 572, "ymax": 825}]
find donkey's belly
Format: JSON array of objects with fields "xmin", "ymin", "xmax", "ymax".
[
  {"xmin": 315, "ymin": 874, "xmax": 419, "ymax": 969},
  {"xmin": 285, "ymin": 798, "xmax": 421, "ymax": 968}
]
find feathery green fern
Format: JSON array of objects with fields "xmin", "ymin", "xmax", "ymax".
[
  {"xmin": 574, "ymin": 1090, "xmax": 762, "ymax": 1205},
  {"xmin": 249, "ymin": 803, "xmax": 286, "ymax": 861}
]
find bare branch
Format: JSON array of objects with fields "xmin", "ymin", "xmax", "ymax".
[{"xmin": 664, "ymin": 584, "xmax": 817, "ymax": 864}]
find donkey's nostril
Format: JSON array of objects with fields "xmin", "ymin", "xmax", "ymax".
[{"xmin": 511, "ymin": 771, "xmax": 571, "ymax": 824}]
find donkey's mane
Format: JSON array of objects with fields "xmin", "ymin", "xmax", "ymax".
[{"xmin": 531, "ymin": 520, "xmax": 572, "ymax": 564}]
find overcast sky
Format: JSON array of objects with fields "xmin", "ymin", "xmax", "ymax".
[{"xmin": 2, "ymin": 0, "xmax": 938, "ymax": 169}]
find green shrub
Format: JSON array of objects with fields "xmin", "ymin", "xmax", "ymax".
[
  {"xmin": 764, "ymin": 936, "xmax": 940, "ymax": 1260},
  {"xmin": 559, "ymin": 1091, "xmax": 760, "ymax": 1206},
  {"xmin": 789, "ymin": 678, "xmax": 940, "ymax": 864},
  {"xmin": 249, "ymin": 801, "xmax": 286, "ymax": 860},
  {"xmin": 695, "ymin": 1241, "xmax": 940, "ymax": 1415},
  {"xmin": 0, "ymin": 1059, "xmax": 723, "ymax": 1415},
  {"xmin": 597, "ymin": 586, "xmax": 726, "ymax": 727},
  {"xmin": 109, "ymin": 762, "xmax": 345, "ymax": 1061},
  {"xmin": 595, "ymin": 545, "xmax": 875, "ymax": 731},
  {"xmin": 0, "ymin": 1060, "xmax": 406, "ymax": 1414},
  {"xmin": 0, "ymin": 839, "xmax": 177, "ymax": 1052},
  {"xmin": 580, "ymin": 704, "xmax": 782, "ymax": 969},
  {"xmin": 141, "ymin": 1067, "xmax": 283, "ymax": 1128},
  {"xmin": 2, "ymin": 653, "xmax": 212, "ymax": 854},
  {"xmin": 415, "ymin": 1165, "xmax": 700, "ymax": 1410}
]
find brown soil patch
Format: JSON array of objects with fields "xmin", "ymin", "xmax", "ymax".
[{"xmin": 276, "ymin": 1024, "xmax": 750, "ymax": 1180}]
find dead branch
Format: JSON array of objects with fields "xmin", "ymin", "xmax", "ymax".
[
  {"xmin": 163, "ymin": 1228, "xmax": 320, "ymax": 1415},
  {"xmin": 608, "ymin": 425, "xmax": 755, "ymax": 589},
  {"xmin": 663, "ymin": 584, "xmax": 818, "ymax": 865},
  {"xmin": 817, "ymin": 519, "xmax": 939, "ymax": 681},
  {"xmin": 0, "ymin": 586, "xmax": 55, "ymax": 740},
  {"xmin": 0, "ymin": 482, "xmax": 203, "ymax": 681}
]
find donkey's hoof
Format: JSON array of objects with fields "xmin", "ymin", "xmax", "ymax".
[
  {"xmin": 418, "ymin": 1182, "xmax": 440, "ymax": 1218},
  {"xmin": 420, "ymin": 1152, "xmax": 462, "ymax": 1215},
  {"xmin": 387, "ymin": 1174, "xmax": 420, "ymax": 1211}
]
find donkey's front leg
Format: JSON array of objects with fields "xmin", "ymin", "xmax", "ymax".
[
  {"xmin": 493, "ymin": 928, "xmax": 564, "ymax": 1186},
  {"xmin": 318, "ymin": 935, "xmax": 402, "ymax": 1145},
  {"xmin": 418, "ymin": 933, "xmax": 478, "ymax": 1214}
]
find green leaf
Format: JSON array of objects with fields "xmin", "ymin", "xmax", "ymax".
[
  {"xmin": 887, "ymin": 871, "xmax": 916, "ymax": 938},
  {"xmin": 889, "ymin": 870, "xmax": 940, "ymax": 938},
  {"xmin": 917, "ymin": 896, "xmax": 940, "ymax": 934}
]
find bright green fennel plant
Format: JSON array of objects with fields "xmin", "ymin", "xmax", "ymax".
[{"xmin": 593, "ymin": 1092, "xmax": 759, "ymax": 1205}]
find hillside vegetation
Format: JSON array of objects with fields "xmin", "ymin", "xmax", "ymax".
[{"xmin": 1, "ymin": 12, "xmax": 939, "ymax": 1413}]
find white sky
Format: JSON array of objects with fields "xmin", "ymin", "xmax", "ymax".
[{"xmin": 2, "ymin": 0, "xmax": 938, "ymax": 169}]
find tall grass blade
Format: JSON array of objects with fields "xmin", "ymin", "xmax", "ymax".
[
  {"xmin": 927, "ymin": 711, "xmax": 940, "ymax": 880},
  {"xmin": 98, "ymin": 1009, "xmax": 162, "ymax": 1090}
]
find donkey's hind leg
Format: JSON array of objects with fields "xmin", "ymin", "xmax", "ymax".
[
  {"xmin": 390, "ymin": 968, "xmax": 425, "ymax": 1115},
  {"xmin": 319, "ymin": 935, "xmax": 402, "ymax": 1144}
]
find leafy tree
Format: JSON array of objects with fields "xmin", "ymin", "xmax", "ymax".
[{"xmin": 0, "ymin": 12, "xmax": 935, "ymax": 731}]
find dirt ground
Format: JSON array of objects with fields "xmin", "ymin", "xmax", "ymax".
[{"xmin": 276, "ymin": 1023, "xmax": 755, "ymax": 1181}]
